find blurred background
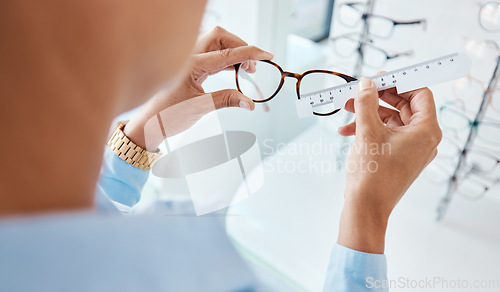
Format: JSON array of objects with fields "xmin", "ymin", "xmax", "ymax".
[{"xmin": 130, "ymin": 0, "xmax": 500, "ymax": 291}]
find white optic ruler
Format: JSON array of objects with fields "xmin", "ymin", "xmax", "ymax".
[{"xmin": 296, "ymin": 52, "xmax": 471, "ymax": 118}]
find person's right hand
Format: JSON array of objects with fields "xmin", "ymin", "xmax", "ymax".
[{"xmin": 337, "ymin": 77, "xmax": 442, "ymax": 254}]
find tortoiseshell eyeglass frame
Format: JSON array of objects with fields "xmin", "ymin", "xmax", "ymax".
[{"xmin": 234, "ymin": 60, "xmax": 357, "ymax": 116}]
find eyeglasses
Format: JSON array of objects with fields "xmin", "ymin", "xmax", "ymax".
[
  {"xmin": 453, "ymin": 171, "xmax": 499, "ymax": 201},
  {"xmin": 453, "ymin": 75, "xmax": 500, "ymax": 113},
  {"xmin": 338, "ymin": 2, "xmax": 427, "ymax": 38},
  {"xmin": 463, "ymin": 37, "xmax": 499, "ymax": 58},
  {"xmin": 234, "ymin": 60, "xmax": 357, "ymax": 116},
  {"xmin": 437, "ymin": 136, "xmax": 500, "ymax": 174},
  {"xmin": 439, "ymin": 101, "xmax": 500, "ymax": 145},
  {"xmin": 479, "ymin": 2, "xmax": 500, "ymax": 32},
  {"xmin": 329, "ymin": 33, "xmax": 413, "ymax": 68},
  {"xmin": 426, "ymin": 156, "xmax": 500, "ymax": 200}
]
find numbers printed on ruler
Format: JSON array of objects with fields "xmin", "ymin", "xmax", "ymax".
[{"xmin": 296, "ymin": 53, "xmax": 471, "ymax": 119}]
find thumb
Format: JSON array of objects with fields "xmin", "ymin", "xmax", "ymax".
[
  {"xmin": 211, "ymin": 89, "xmax": 255, "ymax": 111},
  {"xmin": 354, "ymin": 78, "xmax": 383, "ymax": 134}
]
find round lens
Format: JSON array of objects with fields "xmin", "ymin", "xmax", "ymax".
[
  {"xmin": 300, "ymin": 72, "xmax": 349, "ymax": 115},
  {"xmin": 439, "ymin": 107, "xmax": 471, "ymax": 131},
  {"xmin": 457, "ymin": 176, "xmax": 488, "ymax": 200},
  {"xmin": 464, "ymin": 38, "xmax": 500, "ymax": 59},
  {"xmin": 331, "ymin": 36, "xmax": 359, "ymax": 57},
  {"xmin": 437, "ymin": 137, "xmax": 461, "ymax": 159},
  {"xmin": 338, "ymin": 4, "xmax": 363, "ymax": 27},
  {"xmin": 362, "ymin": 45, "xmax": 387, "ymax": 68},
  {"xmin": 479, "ymin": 2, "xmax": 500, "ymax": 31},
  {"xmin": 367, "ymin": 16, "xmax": 394, "ymax": 38},
  {"xmin": 465, "ymin": 150, "xmax": 498, "ymax": 173},
  {"xmin": 453, "ymin": 77, "xmax": 484, "ymax": 101},
  {"xmin": 476, "ymin": 122, "xmax": 500, "ymax": 145},
  {"xmin": 237, "ymin": 61, "xmax": 282, "ymax": 102},
  {"xmin": 425, "ymin": 158, "xmax": 454, "ymax": 183}
]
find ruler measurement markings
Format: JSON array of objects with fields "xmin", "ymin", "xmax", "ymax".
[{"xmin": 299, "ymin": 53, "xmax": 466, "ymax": 110}]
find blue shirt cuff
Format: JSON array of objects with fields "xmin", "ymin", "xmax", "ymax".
[
  {"xmin": 324, "ymin": 244, "xmax": 388, "ymax": 292},
  {"xmin": 97, "ymin": 147, "xmax": 150, "ymax": 208}
]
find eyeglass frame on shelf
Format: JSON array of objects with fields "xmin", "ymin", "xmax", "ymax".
[
  {"xmin": 463, "ymin": 37, "xmax": 500, "ymax": 56},
  {"xmin": 438, "ymin": 135, "xmax": 500, "ymax": 174},
  {"xmin": 478, "ymin": 1, "xmax": 500, "ymax": 32},
  {"xmin": 338, "ymin": 1, "xmax": 427, "ymax": 38},
  {"xmin": 329, "ymin": 33, "xmax": 414, "ymax": 68},
  {"xmin": 426, "ymin": 156, "xmax": 500, "ymax": 201},
  {"xmin": 233, "ymin": 60, "xmax": 357, "ymax": 116},
  {"xmin": 439, "ymin": 101, "xmax": 500, "ymax": 145},
  {"xmin": 453, "ymin": 74, "xmax": 500, "ymax": 113},
  {"xmin": 454, "ymin": 171, "xmax": 499, "ymax": 201}
]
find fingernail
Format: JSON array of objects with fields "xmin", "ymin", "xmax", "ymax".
[
  {"xmin": 357, "ymin": 78, "xmax": 373, "ymax": 92},
  {"xmin": 239, "ymin": 100, "xmax": 251, "ymax": 111}
]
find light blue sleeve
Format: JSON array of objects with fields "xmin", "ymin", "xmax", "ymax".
[
  {"xmin": 97, "ymin": 147, "xmax": 389, "ymax": 292},
  {"xmin": 323, "ymin": 244, "xmax": 389, "ymax": 292},
  {"xmin": 96, "ymin": 147, "xmax": 150, "ymax": 210}
]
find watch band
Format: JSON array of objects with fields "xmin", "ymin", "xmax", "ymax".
[{"xmin": 107, "ymin": 123, "xmax": 162, "ymax": 170}]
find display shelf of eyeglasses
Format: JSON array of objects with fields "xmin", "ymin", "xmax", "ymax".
[
  {"xmin": 426, "ymin": 132, "xmax": 500, "ymax": 203},
  {"xmin": 435, "ymin": 48, "xmax": 500, "ymax": 220},
  {"xmin": 328, "ymin": 0, "xmax": 427, "ymax": 76},
  {"xmin": 433, "ymin": 100, "xmax": 500, "ymax": 206},
  {"xmin": 433, "ymin": 0, "xmax": 500, "ymax": 220}
]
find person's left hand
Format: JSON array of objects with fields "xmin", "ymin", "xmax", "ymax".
[{"xmin": 123, "ymin": 26, "xmax": 273, "ymax": 150}]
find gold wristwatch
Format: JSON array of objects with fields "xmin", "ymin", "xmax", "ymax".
[{"xmin": 107, "ymin": 123, "xmax": 162, "ymax": 170}]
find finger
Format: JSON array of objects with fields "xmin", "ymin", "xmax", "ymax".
[
  {"xmin": 192, "ymin": 46, "xmax": 273, "ymax": 79},
  {"xmin": 240, "ymin": 60, "xmax": 257, "ymax": 73},
  {"xmin": 338, "ymin": 121, "xmax": 356, "ymax": 136},
  {"xmin": 345, "ymin": 99, "xmax": 404, "ymax": 128},
  {"xmin": 379, "ymin": 86, "xmax": 435, "ymax": 111},
  {"xmin": 363, "ymin": 70, "xmax": 410, "ymax": 112},
  {"xmin": 390, "ymin": 87, "xmax": 437, "ymax": 125},
  {"xmin": 347, "ymin": 99, "xmax": 403, "ymax": 128},
  {"xmin": 362, "ymin": 70, "xmax": 436, "ymax": 127},
  {"xmin": 378, "ymin": 106, "xmax": 404, "ymax": 128},
  {"xmin": 354, "ymin": 78, "xmax": 384, "ymax": 134},
  {"xmin": 379, "ymin": 87, "xmax": 410, "ymax": 111},
  {"xmin": 345, "ymin": 98, "xmax": 355, "ymax": 113},
  {"xmin": 193, "ymin": 26, "xmax": 248, "ymax": 54},
  {"xmin": 371, "ymin": 70, "xmax": 412, "ymax": 111},
  {"xmin": 211, "ymin": 89, "xmax": 256, "ymax": 111},
  {"xmin": 378, "ymin": 87, "xmax": 437, "ymax": 127},
  {"xmin": 371, "ymin": 70, "xmax": 424, "ymax": 103},
  {"xmin": 405, "ymin": 87, "xmax": 438, "ymax": 122}
]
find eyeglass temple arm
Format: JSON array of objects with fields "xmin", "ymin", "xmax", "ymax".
[
  {"xmin": 344, "ymin": 2, "xmax": 364, "ymax": 10},
  {"xmin": 394, "ymin": 19, "xmax": 427, "ymax": 31},
  {"xmin": 389, "ymin": 49, "xmax": 414, "ymax": 59}
]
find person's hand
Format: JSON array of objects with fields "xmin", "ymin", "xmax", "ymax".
[
  {"xmin": 337, "ymin": 77, "xmax": 442, "ymax": 254},
  {"xmin": 123, "ymin": 26, "xmax": 273, "ymax": 150}
]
